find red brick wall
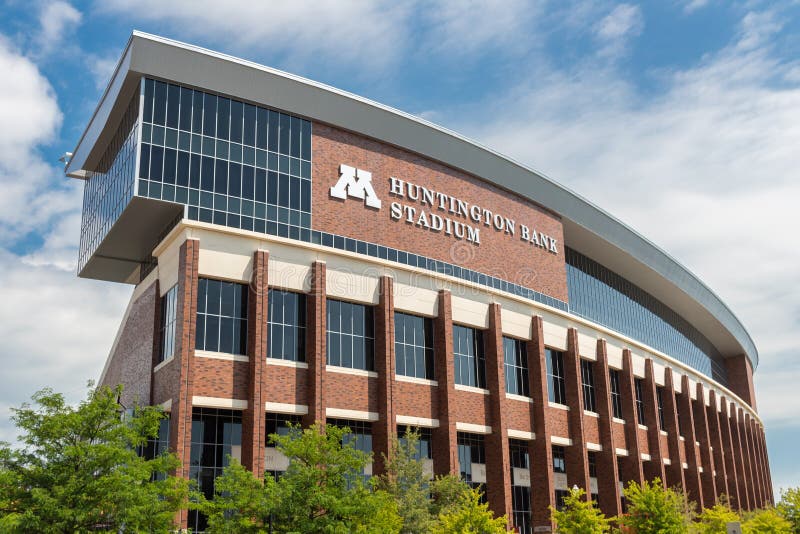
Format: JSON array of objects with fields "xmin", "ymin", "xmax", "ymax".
[
  {"xmin": 100, "ymin": 281, "xmax": 157, "ymax": 408},
  {"xmin": 312, "ymin": 123, "xmax": 568, "ymax": 301}
]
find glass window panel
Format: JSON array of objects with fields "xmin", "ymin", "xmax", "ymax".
[
  {"xmin": 166, "ymin": 84, "xmax": 180, "ymax": 129},
  {"xmin": 230, "ymin": 100, "xmax": 243, "ymax": 144}
]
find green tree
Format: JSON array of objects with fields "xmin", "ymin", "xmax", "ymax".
[
  {"xmin": 376, "ymin": 429, "xmax": 435, "ymax": 533},
  {"xmin": 619, "ymin": 478, "xmax": 690, "ymax": 534},
  {"xmin": 0, "ymin": 385, "xmax": 187, "ymax": 533},
  {"xmin": 199, "ymin": 422, "xmax": 401, "ymax": 533},
  {"xmin": 778, "ymin": 487, "xmax": 800, "ymax": 533},
  {"xmin": 550, "ymin": 487, "xmax": 612, "ymax": 533},
  {"xmin": 431, "ymin": 486, "xmax": 507, "ymax": 534},
  {"xmin": 743, "ymin": 508, "xmax": 792, "ymax": 533},
  {"xmin": 695, "ymin": 500, "xmax": 741, "ymax": 534}
]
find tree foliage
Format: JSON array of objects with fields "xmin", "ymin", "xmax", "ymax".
[
  {"xmin": 431, "ymin": 486, "xmax": 507, "ymax": 534},
  {"xmin": 198, "ymin": 422, "xmax": 402, "ymax": 533},
  {"xmin": 695, "ymin": 500, "xmax": 741, "ymax": 534},
  {"xmin": 619, "ymin": 478, "xmax": 690, "ymax": 534},
  {"xmin": 742, "ymin": 508, "xmax": 792, "ymax": 533},
  {"xmin": 778, "ymin": 487, "xmax": 800, "ymax": 533},
  {"xmin": 550, "ymin": 487, "xmax": 612, "ymax": 533},
  {"xmin": 0, "ymin": 385, "xmax": 187, "ymax": 533}
]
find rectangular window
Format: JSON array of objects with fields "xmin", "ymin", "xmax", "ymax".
[
  {"xmin": 635, "ymin": 378, "xmax": 646, "ymax": 425},
  {"xmin": 676, "ymin": 399, "xmax": 684, "ymax": 437},
  {"xmin": 546, "ymin": 349, "xmax": 566, "ymax": 405},
  {"xmin": 268, "ymin": 289, "xmax": 306, "ymax": 362},
  {"xmin": 394, "ymin": 312, "xmax": 435, "ymax": 380},
  {"xmin": 159, "ymin": 285, "xmax": 178, "ymax": 363},
  {"xmin": 265, "ymin": 413, "xmax": 301, "ymax": 478},
  {"xmin": 454, "ymin": 325, "xmax": 486, "ymax": 389},
  {"xmin": 328, "ymin": 418, "xmax": 372, "ymax": 482},
  {"xmin": 581, "ymin": 359, "xmax": 596, "ymax": 413},
  {"xmin": 326, "ymin": 299, "xmax": 375, "ymax": 371},
  {"xmin": 657, "ymin": 386, "xmax": 665, "ymax": 431},
  {"xmin": 555, "ymin": 489, "xmax": 570, "ymax": 512},
  {"xmin": 398, "ymin": 425, "xmax": 433, "ymax": 461},
  {"xmin": 188, "ymin": 408, "xmax": 242, "ymax": 532},
  {"xmin": 457, "ymin": 433, "xmax": 486, "ymax": 494},
  {"xmin": 609, "ymin": 369, "xmax": 623, "ymax": 419},
  {"xmin": 504, "ymin": 337, "xmax": 529, "ymax": 397},
  {"xmin": 588, "ymin": 451, "xmax": 599, "ymax": 502},
  {"xmin": 510, "ymin": 439, "xmax": 532, "ymax": 534},
  {"xmin": 552, "ymin": 445, "xmax": 566, "ymax": 474},
  {"xmin": 195, "ymin": 278, "xmax": 248, "ymax": 355}
]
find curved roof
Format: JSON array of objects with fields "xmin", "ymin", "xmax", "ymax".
[{"xmin": 66, "ymin": 31, "xmax": 758, "ymax": 369}]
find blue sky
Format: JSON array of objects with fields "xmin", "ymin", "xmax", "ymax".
[{"xmin": 1, "ymin": 0, "xmax": 799, "ymax": 497}]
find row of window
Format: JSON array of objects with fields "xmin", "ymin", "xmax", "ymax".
[{"xmin": 160, "ymin": 280, "xmax": 683, "ymax": 431}]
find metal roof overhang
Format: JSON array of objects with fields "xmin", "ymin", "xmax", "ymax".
[{"xmin": 66, "ymin": 31, "xmax": 758, "ymax": 368}]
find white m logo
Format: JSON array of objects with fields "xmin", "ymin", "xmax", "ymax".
[{"xmin": 330, "ymin": 164, "xmax": 381, "ymax": 209}]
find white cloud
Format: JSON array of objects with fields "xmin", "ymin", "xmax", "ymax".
[
  {"xmin": 35, "ymin": 1, "xmax": 82, "ymax": 57},
  {"xmin": 459, "ymin": 10, "xmax": 800, "ymax": 428},
  {"xmin": 595, "ymin": 4, "xmax": 644, "ymax": 59},
  {"xmin": 97, "ymin": 0, "xmax": 413, "ymax": 70},
  {"xmin": 86, "ymin": 53, "xmax": 120, "ymax": 91},
  {"xmin": 682, "ymin": 0, "xmax": 711, "ymax": 14}
]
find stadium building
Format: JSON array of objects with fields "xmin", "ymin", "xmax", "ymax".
[{"xmin": 66, "ymin": 32, "xmax": 772, "ymax": 532}]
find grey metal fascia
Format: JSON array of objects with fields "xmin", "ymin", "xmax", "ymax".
[{"xmin": 65, "ymin": 31, "xmax": 758, "ymax": 368}]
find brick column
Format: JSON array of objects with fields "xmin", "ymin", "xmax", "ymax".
[
  {"xmin": 618, "ymin": 349, "xmax": 644, "ymax": 488},
  {"xmin": 484, "ymin": 303, "xmax": 513, "ymax": 521},
  {"xmin": 168, "ymin": 239, "xmax": 199, "ymax": 528},
  {"xmin": 242, "ymin": 250, "xmax": 269, "ymax": 476},
  {"xmin": 744, "ymin": 415, "xmax": 763, "ymax": 508},
  {"xmin": 642, "ymin": 359, "xmax": 666, "ymax": 484},
  {"xmin": 706, "ymin": 390, "xmax": 729, "ymax": 500},
  {"xmin": 373, "ymin": 275, "xmax": 396, "ymax": 476},
  {"xmin": 759, "ymin": 427, "xmax": 774, "ymax": 504},
  {"xmin": 564, "ymin": 329, "xmax": 590, "ymax": 495},
  {"xmin": 528, "ymin": 316, "xmax": 555, "ymax": 530},
  {"xmin": 693, "ymin": 383, "xmax": 718, "ymax": 505},
  {"xmin": 594, "ymin": 340, "xmax": 622, "ymax": 517},
  {"xmin": 662, "ymin": 369, "xmax": 686, "ymax": 491},
  {"xmin": 756, "ymin": 423, "xmax": 773, "ymax": 505},
  {"xmin": 678, "ymin": 375, "xmax": 703, "ymax": 508},
  {"xmin": 149, "ymin": 279, "xmax": 163, "ymax": 393},
  {"xmin": 432, "ymin": 290, "xmax": 458, "ymax": 476},
  {"xmin": 737, "ymin": 408, "xmax": 756, "ymax": 509},
  {"xmin": 304, "ymin": 261, "xmax": 326, "ymax": 427},
  {"xmin": 750, "ymin": 420, "xmax": 766, "ymax": 507},
  {"xmin": 725, "ymin": 355, "xmax": 757, "ymax": 410},
  {"xmin": 718, "ymin": 397, "xmax": 741, "ymax": 509},
  {"xmin": 730, "ymin": 405, "xmax": 750, "ymax": 510}
]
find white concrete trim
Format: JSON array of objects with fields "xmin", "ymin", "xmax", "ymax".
[
  {"xmin": 615, "ymin": 448, "xmax": 629, "ymax": 457},
  {"xmin": 153, "ymin": 356, "xmax": 174, "ymax": 373},
  {"xmin": 584, "ymin": 410, "xmax": 599, "ymax": 418},
  {"xmin": 660, "ymin": 430, "xmax": 668, "ymax": 436},
  {"xmin": 638, "ymin": 424, "xmax": 648, "ymax": 430},
  {"xmin": 456, "ymin": 422, "xmax": 492, "ymax": 434},
  {"xmin": 551, "ymin": 436, "xmax": 573, "ymax": 446},
  {"xmin": 326, "ymin": 365, "xmax": 377, "ymax": 378},
  {"xmin": 613, "ymin": 417, "xmax": 626, "ymax": 424},
  {"xmin": 396, "ymin": 415, "xmax": 440, "ymax": 428},
  {"xmin": 507, "ymin": 429, "xmax": 535, "ymax": 440},
  {"xmin": 267, "ymin": 358, "xmax": 309, "ymax": 369},
  {"xmin": 663, "ymin": 458, "xmax": 672, "ymax": 465},
  {"xmin": 641, "ymin": 453, "xmax": 652, "ymax": 461},
  {"xmin": 586, "ymin": 442, "xmax": 603, "ymax": 451},
  {"xmin": 193, "ymin": 396, "xmax": 248, "ymax": 409},
  {"xmin": 195, "ymin": 349, "xmax": 249, "ymax": 362},
  {"xmin": 679, "ymin": 435, "xmax": 686, "ymax": 442},
  {"xmin": 326, "ymin": 407, "xmax": 379, "ymax": 421},
  {"xmin": 505, "ymin": 393, "xmax": 533, "ymax": 403},
  {"xmin": 160, "ymin": 398, "xmax": 172, "ymax": 412},
  {"xmin": 548, "ymin": 402, "xmax": 570, "ymax": 411},
  {"xmin": 265, "ymin": 402, "xmax": 308, "ymax": 415},
  {"xmin": 682, "ymin": 462, "xmax": 689, "ymax": 469},
  {"xmin": 454, "ymin": 384, "xmax": 490, "ymax": 395},
  {"xmin": 395, "ymin": 375, "xmax": 438, "ymax": 387}
]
